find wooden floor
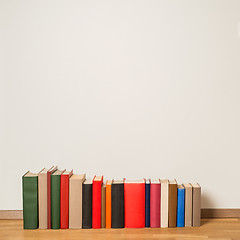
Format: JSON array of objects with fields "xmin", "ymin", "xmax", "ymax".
[{"xmin": 0, "ymin": 219, "xmax": 240, "ymax": 240}]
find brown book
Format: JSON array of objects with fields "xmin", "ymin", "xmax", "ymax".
[
  {"xmin": 183, "ymin": 183, "xmax": 193, "ymax": 227},
  {"xmin": 101, "ymin": 184, "xmax": 106, "ymax": 228},
  {"xmin": 168, "ymin": 179, "xmax": 177, "ymax": 228},
  {"xmin": 69, "ymin": 174, "xmax": 86, "ymax": 229},
  {"xmin": 192, "ymin": 183, "xmax": 201, "ymax": 227}
]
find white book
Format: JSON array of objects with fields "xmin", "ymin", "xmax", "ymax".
[{"xmin": 160, "ymin": 179, "xmax": 169, "ymax": 228}]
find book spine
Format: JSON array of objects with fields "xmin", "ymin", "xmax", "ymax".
[
  {"xmin": 184, "ymin": 186, "xmax": 192, "ymax": 227},
  {"xmin": 60, "ymin": 175, "xmax": 69, "ymax": 229},
  {"xmin": 106, "ymin": 184, "xmax": 111, "ymax": 228},
  {"xmin": 161, "ymin": 182, "xmax": 169, "ymax": 228},
  {"xmin": 169, "ymin": 183, "xmax": 177, "ymax": 227},
  {"xmin": 92, "ymin": 181, "xmax": 102, "ymax": 228},
  {"xmin": 101, "ymin": 186, "xmax": 106, "ymax": 228},
  {"xmin": 111, "ymin": 183, "xmax": 124, "ymax": 228},
  {"xmin": 150, "ymin": 183, "xmax": 161, "ymax": 228},
  {"xmin": 145, "ymin": 183, "xmax": 150, "ymax": 227},
  {"xmin": 38, "ymin": 173, "xmax": 47, "ymax": 229},
  {"xmin": 22, "ymin": 176, "xmax": 38, "ymax": 229},
  {"xmin": 177, "ymin": 188, "xmax": 185, "ymax": 227},
  {"xmin": 82, "ymin": 184, "xmax": 92, "ymax": 229},
  {"xmin": 193, "ymin": 186, "xmax": 201, "ymax": 227},
  {"xmin": 51, "ymin": 175, "xmax": 61, "ymax": 229},
  {"xmin": 47, "ymin": 171, "xmax": 51, "ymax": 229}
]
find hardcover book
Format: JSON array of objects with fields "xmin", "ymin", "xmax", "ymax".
[
  {"xmin": 47, "ymin": 166, "xmax": 57, "ymax": 229},
  {"xmin": 124, "ymin": 179, "xmax": 145, "ymax": 228},
  {"xmin": 51, "ymin": 169, "xmax": 65, "ymax": 229},
  {"xmin": 183, "ymin": 183, "xmax": 193, "ymax": 227},
  {"xmin": 150, "ymin": 179, "xmax": 161, "ymax": 228},
  {"xmin": 169, "ymin": 179, "xmax": 177, "ymax": 228},
  {"xmin": 145, "ymin": 179, "xmax": 150, "ymax": 228},
  {"xmin": 161, "ymin": 179, "xmax": 169, "ymax": 228},
  {"xmin": 60, "ymin": 170, "xmax": 73, "ymax": 229},
  {"xmin": 69, "ymin": 173, "xmax": 86, "ymax": 229},
  {"xmin": 111, "ymin": 179, "xmax": 124, "ymax": 228},
  {"xmin": 92, "ymin": 176, "xmax": 103, "ymax": 229},
  {"xmin": 82, "ymin": 179, "xmax": 93, "ymax": 229},
  {"xmin": 106, "ymin": 180, "xmax": 112, "ymax": 228},
  {"xmin": 177, "ymin": 185, "xmax": 185, "ymax": 227},
  {"xmin": 22, "ymin": 171, "xmax": 38, "ymax": 229},
  {"xmin": 192, "ymin": 183, "xmax": 201, "ymax": 227},
  {"xmin": 101, "ymin": 184, "xmax": 106, "ymax": 228}
]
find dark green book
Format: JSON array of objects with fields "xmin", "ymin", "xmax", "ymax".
[
  {"xmin": 22, "ymin": 171, "xmax": 39, "ymax": 229},
  {"xmin": 51, "ymin": 169, "xmax": 65, "ymax": 229}
]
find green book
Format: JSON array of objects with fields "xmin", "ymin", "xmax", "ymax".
[
  {"xmin": 51, "ymin": 169, "xmax": 64, "ymax": 229},
  {"xmin": 22, "ymin": 171, "xmax": 39, "ymax": 229}
]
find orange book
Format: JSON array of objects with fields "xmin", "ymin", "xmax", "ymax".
[{"xmin": 106, "ymin": 180, "xmax": 112, "ymax": 228}]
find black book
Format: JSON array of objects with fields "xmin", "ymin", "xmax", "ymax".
[
  {"xmin": 82, "ymin": 179, "xmax": 92, "ymax": 229},
  {"xmin": 111, "ymin": 180, "xmax": 124, "ymax": 228}
]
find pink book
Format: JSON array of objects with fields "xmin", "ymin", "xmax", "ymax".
[{"xmin": 150, "ymin": 179, "xmax": 161, "ymax": 228}]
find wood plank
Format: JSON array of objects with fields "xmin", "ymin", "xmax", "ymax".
[{"xmin": 0, "ymin": 211, "xmax": 23, "ymax": 219}]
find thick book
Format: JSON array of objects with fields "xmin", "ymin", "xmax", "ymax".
[
  {"xmin": 38, "ymin": 168, "xmax": 48, "ymax": 229},
  {"xmin": 69, "ymin": 173, "xmax": 86, "ymax": 229},
  {"xmin": 161, "ymin": 179, "xmax": 169, "ymax": 228},
  {"xmin": 111, "ymin": 179, "xmax": 124, "ymax": 228},
  {"xmin": 60, "ymin": 170, "xmax": 73, "ymax": 229},
  {"xmin": 92, "ymin": 176, "xmax": 103, "ymax": 229},
  {"xmin": 82, "ymin": 179, "xmax": 93, "ymax": 229},
  {"xmin": 192, "ymin": 183, "xmax": 201, "ymax": 227},
  {"xmin": 22, "ymin": 171, "xmax": 38, "ymax": 229},
  {"xmin": 47, "ymin": 166, "xmax": 57, "ymax": 229},
  {"xmin": 169, "ymin": 179, "xmax": 177, "ymax": 228},
  {"xmin": 183, "ymin": 183, "xmax": 193, "ymax": 227},
  {"xmin": 177, "ymin": 185, "xmax": 185, "ymax": 227},
  {"xmin": 51, "ymin": 169, "xmax": 65, "ymax": 229},
  {"xmin": 150, "ymin": 179, "xmax": 161, "ymax": 228},
  {"xmin": 101, "ymin": 184, "xmax": 106, "ymax": 228},
  {"xmin": 106, "ymin": 180, "xmax": 112, "ymax": 228},
  {"xmin": 124, "ymin": 179, "xmax": 145, "ymax": 228},
  {"xmin": 145, "ymin": 179, "xmax": 150, "ymax": 228}
]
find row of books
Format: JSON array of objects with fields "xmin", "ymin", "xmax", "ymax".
[{"xmin": 22, "ymin": 166, "xmax": 201, "ymax": 229}]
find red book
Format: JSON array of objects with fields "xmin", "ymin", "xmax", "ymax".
[
  {"xmin": 47, "ymin": 166, "xmax": 57, "ymax": 229},
  {"xmin": 92, "ymin": 176, "xmax": 103, "ymax": 229},
  {"xmin": 150, "ymin": 179, "xmax": 161, "ymax": 228},
  {"xmin": 124, "ymin": 179, "xmax": 145, "ymax": 228},
  {"xmin": 60, "ymin": 170, "xmax": 73, "ymax": 229}
]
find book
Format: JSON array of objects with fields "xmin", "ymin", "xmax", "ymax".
[
  {"xmin": 161, "ymin": 179, "xmax": 169, "ymax": 228},
  {"xmin": 47, "ymin": 166, "xmax": 57, "ymax": 229},
  {"xmin": 105, "ymin": 180, "xmax": 112, "ymax": 228},
  {"xmin": 192, "ymin": 183, "xmax": 201, "ymax": 227},
  {"xmin": 38, "ymin": 168, "xmax": 48, "ymax": 229},
  {"xmin": 51, "ymin": 169, "xmax": 65, "ymax": 229},
  {"xmin": 101, "ymin": 184, "xmax": 106, "ymax": 228},
  {"xmin": 22, "ymin": 171, "xmax": 38, "ymax": 229},
  {"xmin": 82, "ymin": 179, "xmax": 93, "ymax": 229},
  {"xmin": 150, "ymin": 179, "xmax": 161, "ymax": 228},
  {"xmin": 124, "ymin": 179, "xmax": 145, "ymax": 228},
  {"xmin": 92, "ymin": 176, "xmax": 103, "ymax": 229},
  {"xmin": 177, "ymin": 185, "xmax": 185, "ymax": 227},
  {"xmin": 183, "ymin": 183, "xmax": 193, "ymax": 227},
  {"xmin": 169, "ymin": 179, "xmax": 177, "ymax": 228},
  {"xmin": 111, "ymin": 179, "xmax": 124, "ymax": 228},
  {"xmin": 60, "ymin": 170, "xmax": 73, "ymax": 229},
  {"xmin": 145, "ymin": 179, "xmax": 150, "ymax": 227},
  {"xmin": 69, "ymin": 173, "xmax": 86, "ymax": 229}
]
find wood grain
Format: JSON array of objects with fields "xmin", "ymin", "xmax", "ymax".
[{"xmin": 1, "ymin": 219, "xmax": 240, "ymax": 240}]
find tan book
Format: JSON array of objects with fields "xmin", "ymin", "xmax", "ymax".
[
  {"xmin": 69, "ymin": 173, "xmax": 86, "ymax": 229},
  {"xmin": 183, "ymin": 183, "xmax": 193, "ymax": 227},
  {"xmin": 160, "ymin": 179, "xmax": 169, "ymax": 228},
  {"xmin": 168, "ymin": 179, "xmax": 177, "ymax": 228},
  {"xmin": 101, "ymin": 184, "xmax": 106, "ymax": 228},
  {"xmin": 38, "ymin": 168, "xmax": 48, "ymax": 229},
  {"xmin": 192, "ymin": 183, "xmax": 201, "ymax": 227}
]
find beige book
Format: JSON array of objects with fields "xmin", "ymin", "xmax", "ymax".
[
  {"xmin": 192, "ymin": 183, "xmax": 201, "ymax": 227},
  {"xmin": 69, "ymin": 174, "xmax": 86, "ymax": 229},
  {"xmin": 38, "ymin": 168, "xmax": 48, "ymax": 229},
  {"xmin": 161, "ymin": 179, "xmax": 169, "ymax": 228},
  {"xmin": 101, "ymin": 184, "xmax": 106, "ymax": 228},
  {"xmin": 183, "ymin": 183, "xmax": 193, "ymax": 227}
]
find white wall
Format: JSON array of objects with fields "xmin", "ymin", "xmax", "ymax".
[{"xmin": 1, "ymin": 0, "xmax": 240, "ymax": 210}]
